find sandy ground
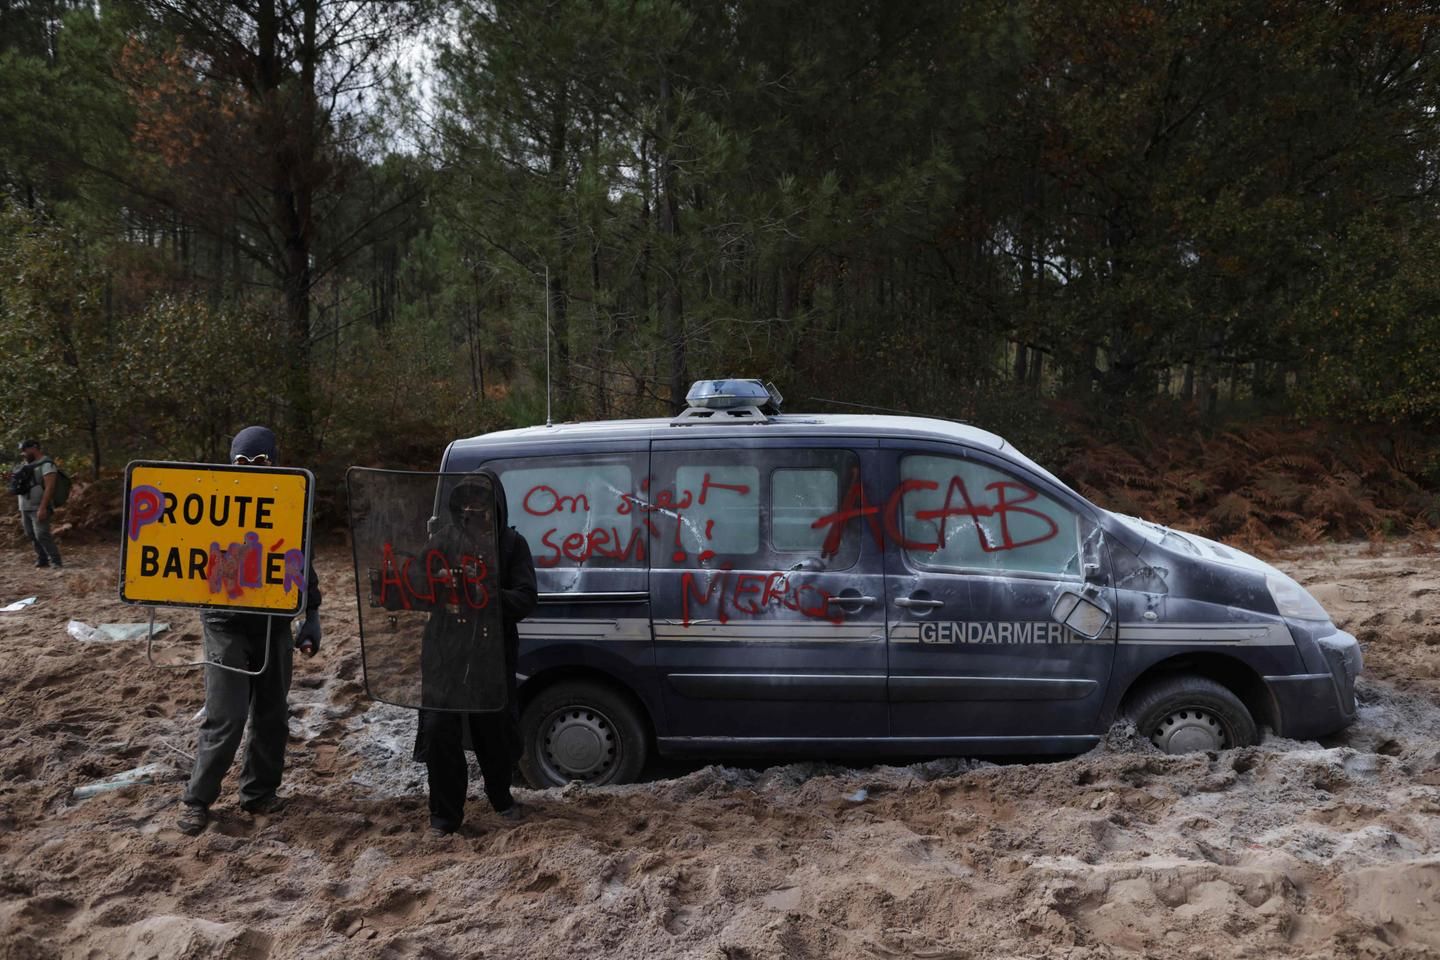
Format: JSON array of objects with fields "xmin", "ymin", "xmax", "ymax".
[{"xmin": 1, "ymin": 541, "xmax": 1439, "ymax": 959}]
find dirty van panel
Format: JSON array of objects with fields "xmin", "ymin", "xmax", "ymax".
[
  {"xmin": 1107, "ymin": 553, "xmax": 1308, "ymax": 699},
  {"xmin": 1104, "ymin": 528, "xmax": 1308, "ymax": 668},
  {"xmin": 649, "ymin": 440, "xmax": 888, "ymax": 741},
  {"xmin": 881, "ymin": 444, "xmax": 1116, "ymax": 741},
  {"xmin": 482, "ymin": 449, "xmax": 655, "ymax": 681},
  {"xmin": 346, "ymin": 468, "xmax": 508, "ymax": 712}
]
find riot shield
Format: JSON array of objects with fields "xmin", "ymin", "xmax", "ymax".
[{"xmin": 347, "ymin": 468, "xmax": 508, "ymax": 712}]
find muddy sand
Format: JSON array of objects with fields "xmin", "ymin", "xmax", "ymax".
[{"xmin": 2, "ymin": 542, "xmax": 1439, "ymax": 959}]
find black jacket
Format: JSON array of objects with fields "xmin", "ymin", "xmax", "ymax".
[
  {"xmin": 479, "ymin": 465, "xmax": 539, "ymax": 670},
  {"xmin": 411, "ymin": 470, "xmax": 537, "ymax": 760},
  {"xmin": 411, "ymin": 471, "xmax": 536, "ymax": 708}
]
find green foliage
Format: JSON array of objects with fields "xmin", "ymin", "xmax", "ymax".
[
  {"xmin": 117, "ymin": 295, "xmax": 284, "ymax": 462},
  {"xmin": 0, "ymin": 4, "xmax": 131, "ymax": 212},
  {"xmin": 6, "ymin": 0, "xmax": 1440, "ymax": 530},
  {"xmin": 0, "ymin": 203, "xmax": 116, "ymax": 472},
  {"xmin": 0, "ymin": 203, "xmax": 290, "ymax": 471},
  {"xmin": 1296, "ymin": 213, "xmax": 1440, "ymax": 424}
]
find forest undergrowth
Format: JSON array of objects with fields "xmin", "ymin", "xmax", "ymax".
[
  {"xmin": 1053, "ymin": 410, "xmax": 1440, "ymax": 554},
  {"xmin": 26, "ymin": 407, "xmax": 1440, "ymax": 556}
]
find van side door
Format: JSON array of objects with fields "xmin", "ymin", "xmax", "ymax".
[
  {"xmin": 484, "ymin": 446, "xmax": 657, "ymax": 706},
  {"xmin": 882, "ymin": 442, "xmax": 1115, "ymax": 748},
  {"xmin": 648, "ymin": 437, "xmax": 889, "ymax": 745}
]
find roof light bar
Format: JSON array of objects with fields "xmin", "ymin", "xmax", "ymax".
[{"xmin": 684, "ymin": 379, "xmax": 783, "ymax": 412}]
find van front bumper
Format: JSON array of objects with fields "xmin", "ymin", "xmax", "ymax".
[{"xmin": 1264, "ymin": 629, "xmax": 1363, "ymax": 740}]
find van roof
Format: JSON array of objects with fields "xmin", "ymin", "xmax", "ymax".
[
  {"xmin": 449, "ymin": 413, "xmax": 1010, "ymax": 454},
  {"xmin": 446, "ymin": 412, "xmax": 1075, "ymax": 502}
]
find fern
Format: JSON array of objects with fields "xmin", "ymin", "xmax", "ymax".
[
  {"xmin": 1049, "ymin": 410, "xmax": 1437, "ymax": 545},
  {"xmin": 1209, "ymin": 492, "xmax": 1256, "ymax": 530}
]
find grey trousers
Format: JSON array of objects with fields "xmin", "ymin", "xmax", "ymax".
[
  {"xmin": 183, "ymin": 616, "xmax": 293, "ymax": 808},
  {"xmin": 20, "ymin": 508, "xmax": 60, "ymax": 565}
]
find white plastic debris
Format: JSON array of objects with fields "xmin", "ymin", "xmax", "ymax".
[
  {"xmin": 66, "ymin": 620, "xmax": 100, "ymax": 642},
  {"xmin": 100, "ymin": 622, "xmax": 167, "ymax": 642},
  {"xmin": 72, "ymin": 763, "xmax": 170, "ymax": 800},
  {"xmin": 845, "ymin": 788, "xmax": 869, "ymax": 803},
  {"xmin": 68, "ymin": 620, "xmax": 169, "ymax": 642},
  {"xmin": 1, "ymin": 597, "xmax": 37, "ymax": 612}
]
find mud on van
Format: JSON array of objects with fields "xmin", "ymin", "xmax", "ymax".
[{"xmin": 436, "ymin": 380, "xmax": 1362, "ymax": 787}]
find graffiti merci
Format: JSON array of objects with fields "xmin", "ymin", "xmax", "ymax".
[
  {"xmin": 681, "ymin": 565, "xmax": 841, "ymax": 627},
  {"xmin": 521, "ymin": 471, "xmax": 1058, "ymax": 569}
]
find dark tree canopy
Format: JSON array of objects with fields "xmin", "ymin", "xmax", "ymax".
[{"xmin": 3, "ymin": 0, "xmax": 1440, "ymax": 531}]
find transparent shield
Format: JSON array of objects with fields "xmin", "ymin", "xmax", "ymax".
[{"xmin": 347, "ymin": 468, "xmax": 507, "ymax": 712}]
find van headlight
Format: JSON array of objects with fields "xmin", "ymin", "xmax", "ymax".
[{"xmin": 1265, "ymin": 573, "xmax": 1330, "ymax": 622}]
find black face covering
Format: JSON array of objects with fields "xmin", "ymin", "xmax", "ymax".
[
  {"xmin": 230, "ymin": 426, "xmax": 278, "ymax": 464},
  {"xmin": 447, "ymin": 481, "xmax": 489, "ymax": 527},
  {"xmin": 478, "ymin": 467, "xmax": 509, "ymax": 530}
]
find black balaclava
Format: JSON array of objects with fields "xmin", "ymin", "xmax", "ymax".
[
  {"xmin": 448, "ymin": 472, "xmax": 510, "ymax": 529},
  {"xmin": 478, "ymin": 467, "xmax": 509, "ymax": 530},
  {"xmin": 447, "ymin": 481, "xmax": 488, "ymax": 525},
  {"xmin": 230, "ymin": 426, "xmax": 278, "ymax": 464}
]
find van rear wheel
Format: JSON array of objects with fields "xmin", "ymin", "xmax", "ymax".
[
  {"xmin": 519, "ymin": 681, "xmax": 648, "ymax": 788},
  {"xmin": 1128, "ymin": 675, "xmax": 1257, "ymax": 754}
]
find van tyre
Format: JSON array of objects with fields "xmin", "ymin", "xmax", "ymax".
[
  {"xmin": 1128, "ymin": 675, "xmax": 1257, "ymax": 754},
  {"xmin": 519, "ymin": 681, "xmax": 648, "ymax": 788}
]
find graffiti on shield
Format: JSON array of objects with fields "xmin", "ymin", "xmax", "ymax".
[{"xmin": 347, "ymin": 469, "xmax": 508, "ymax": 712}]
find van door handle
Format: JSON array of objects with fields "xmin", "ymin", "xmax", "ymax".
[
  {"xmin": 894, "ymin": 597, "xmax": 945, "ymax": 610},
  {"xmin": 827, "ymin": 595, "xmax": 878, "ymax": 607}
]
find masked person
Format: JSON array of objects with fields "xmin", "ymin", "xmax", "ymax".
[
  {"xmin": 177, "ymin": 426, "xmax": 322, "ymax": 836},
  {"xmin": 412, "ymin": 469, "xmax": 536, "ymax": 833}
]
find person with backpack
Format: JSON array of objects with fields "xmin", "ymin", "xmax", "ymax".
[{"xmin": 13, "ymin": 439, "xmax": 62, "ymax": 569}]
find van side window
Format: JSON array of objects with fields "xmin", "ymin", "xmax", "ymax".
[
  {"xmin": 899, "ymin": 454, "xmax": 1080, "ymax": 577},
  {"xmin": 488, "ymin": 455, "xmax": 643, "ymax": 571},
  {"xmin": 772, "ymin": 468, "xmax": 840, "ymax": 552},
  {"xmin": 674, "ymin": 464, "xmax": 760, "ymax": 556},
  {"xmin": 653, "ymin": 449, "xmax": 861, "ymax": 570}
]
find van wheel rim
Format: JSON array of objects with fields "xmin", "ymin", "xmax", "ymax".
[
  {"xmin": 1150, "ymin": 707, "xmax": 1228, "ymax": 753},
  {"xmin": 539, "ymin": 706, "xmax": 619, "ymax": 784}
]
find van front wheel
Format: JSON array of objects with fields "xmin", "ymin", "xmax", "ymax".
[
  {"xmin": 519, "ymin": 681, "xmax": 649, "ymax": 788},
  {"xmin": 1128, "ymin": 675, "xmax": 1257, "ymax": 754}
]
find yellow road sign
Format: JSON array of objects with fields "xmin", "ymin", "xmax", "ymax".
[{"xmin": 120, "ymin": 461, "xmax": 314, "ymax": 614}]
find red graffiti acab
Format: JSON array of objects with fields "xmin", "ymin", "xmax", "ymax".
[
  {"xmin": 915, "ymin": 478, "xmax": 1059, "ymax": 552},
  {"xmin": 377, "ymin": 543, "xmax": 491, "ymax": 610},
  {"xmin": 811, "ymin": 473, "xmax": 1058, "ymax": 557}
]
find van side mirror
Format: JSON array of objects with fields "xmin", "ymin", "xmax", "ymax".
[{"xmin": 1051, "ymin": 589, "xmax": 1111, "ymax": 640}]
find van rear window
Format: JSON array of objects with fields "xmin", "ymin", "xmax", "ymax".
[{"xmin": 490, "ymin": 456, "xmax": 642, "ymax": 570}]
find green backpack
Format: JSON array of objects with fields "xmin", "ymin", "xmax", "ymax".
[{"xmin": 37, "ymin": 458, "xmax": 72, "ymax": 508}]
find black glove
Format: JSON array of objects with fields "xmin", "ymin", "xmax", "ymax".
[{"xmin": 295, "ymin": 615, "xmax": 321, "ymax": 657}]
